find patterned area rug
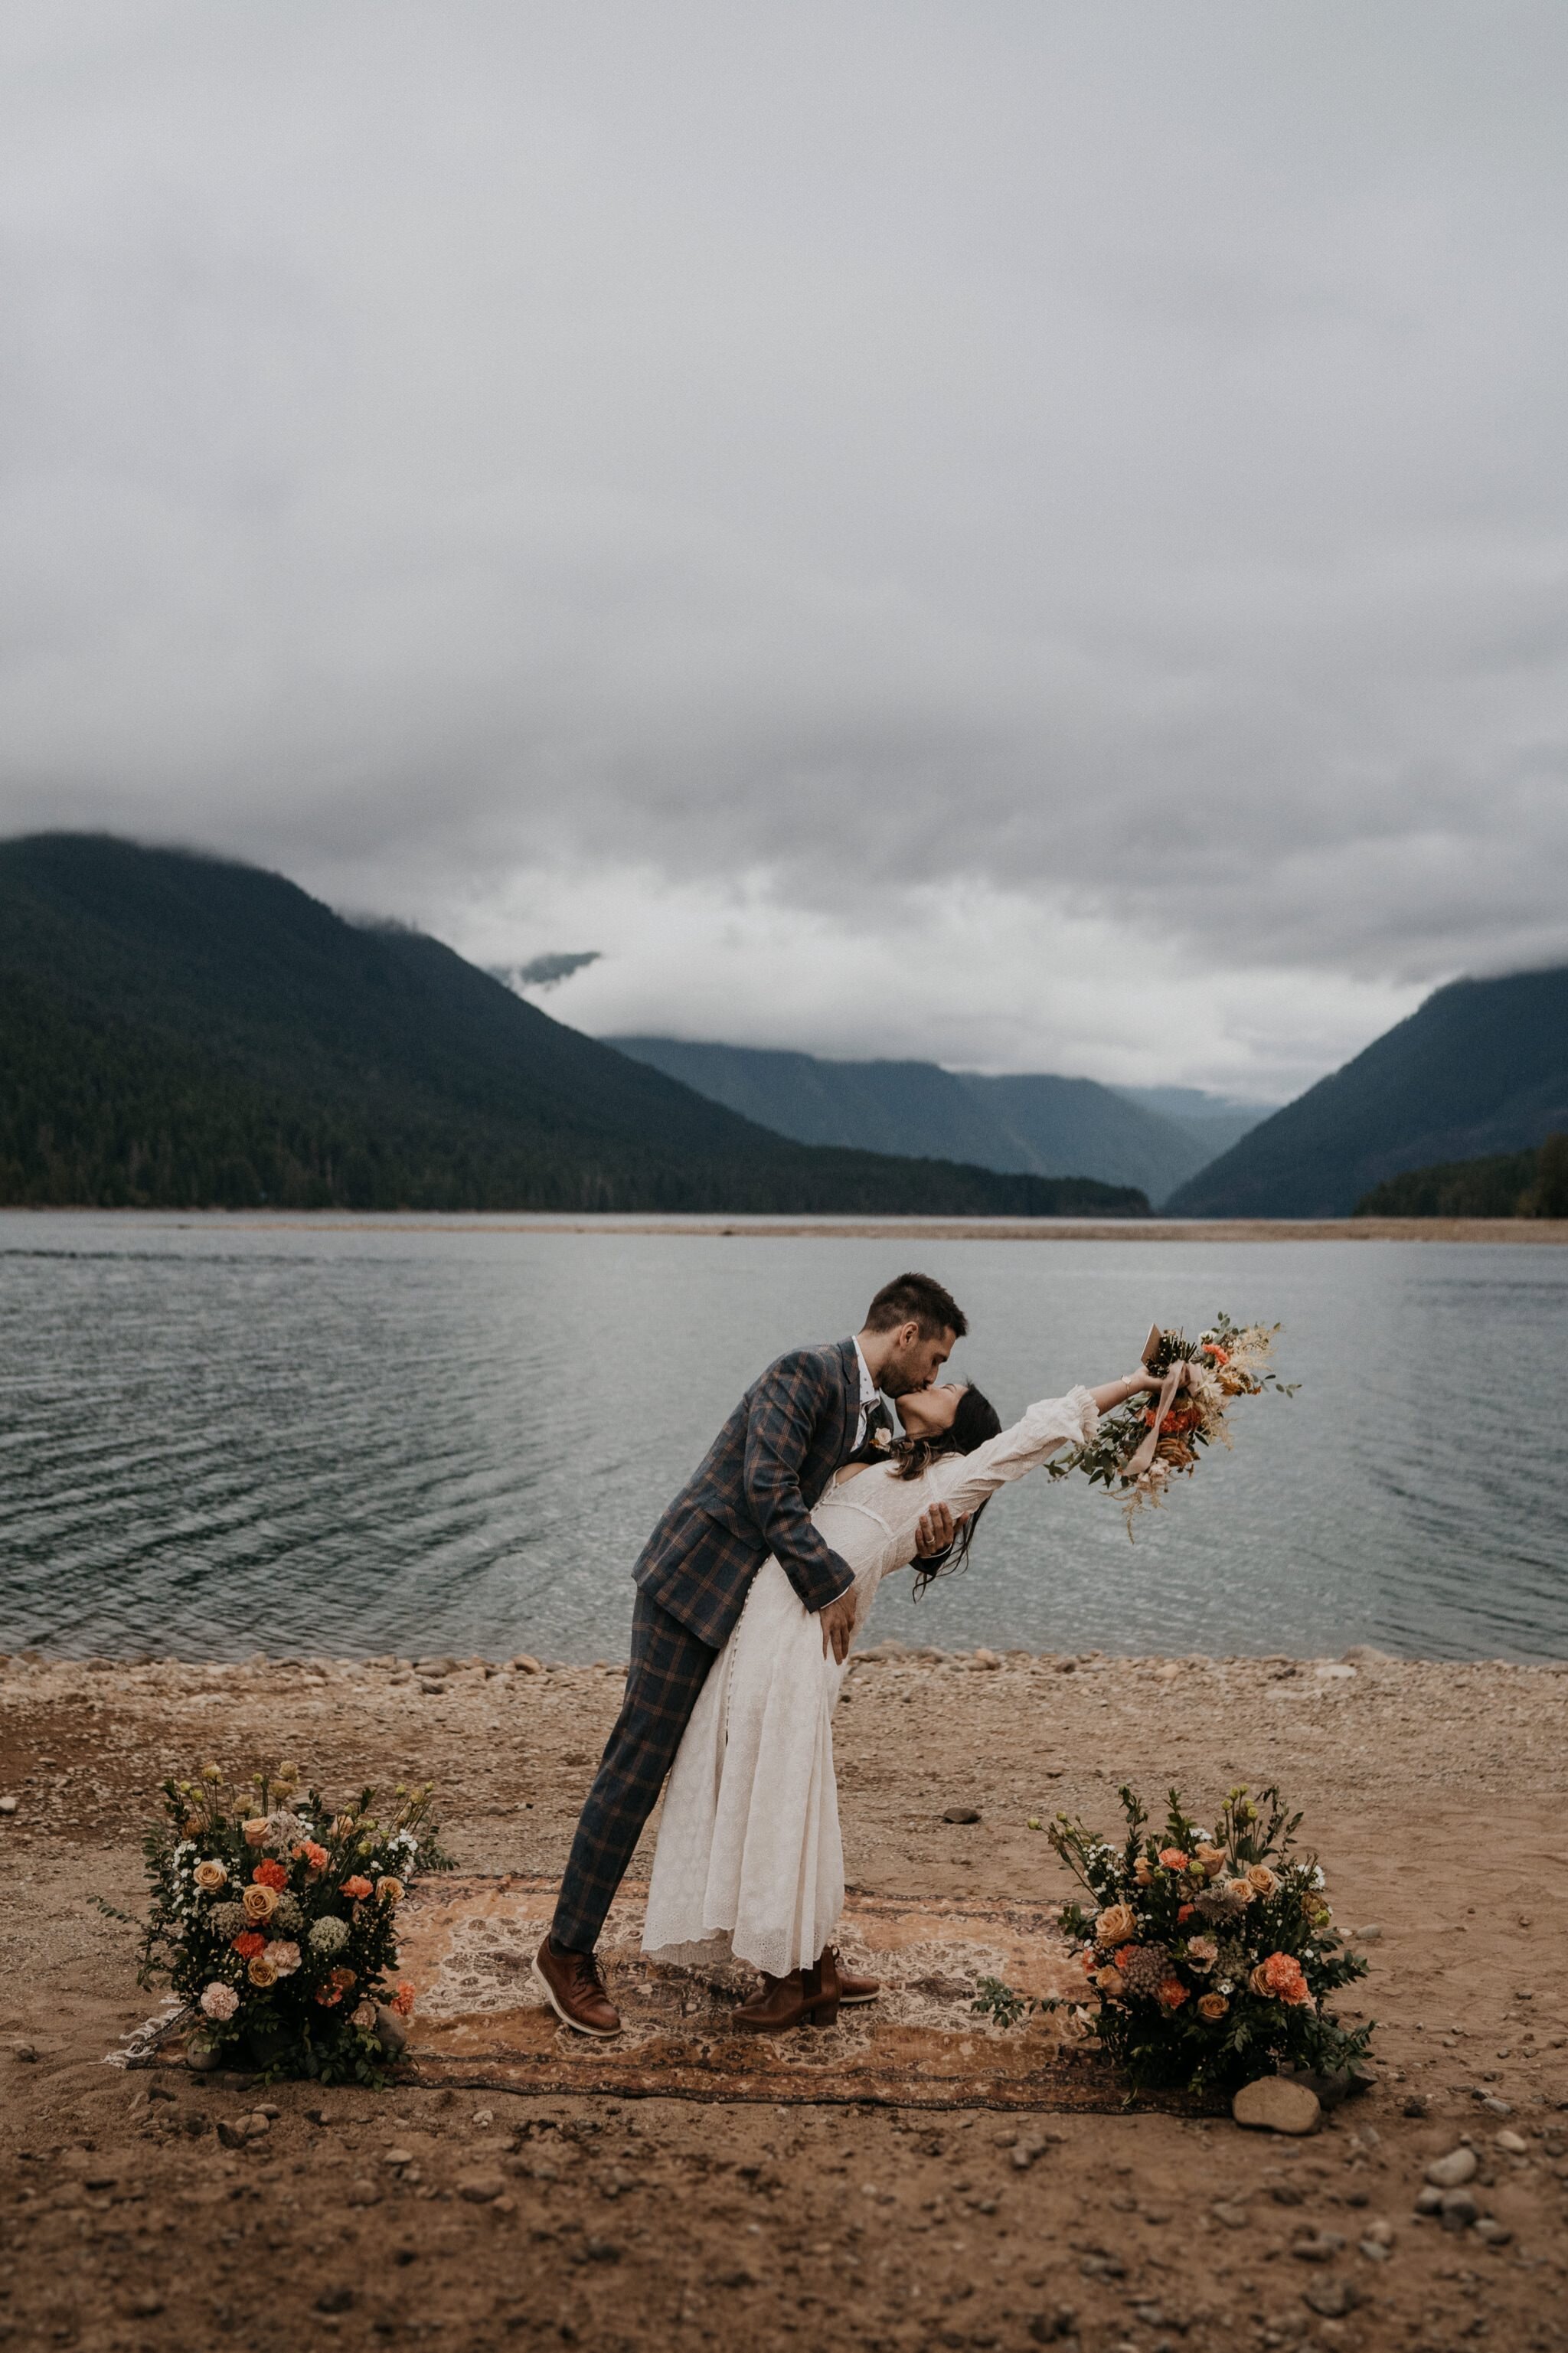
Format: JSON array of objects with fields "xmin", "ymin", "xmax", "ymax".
[{"xmin": 373, "ymin": 1875, "xmax": 1187, "ymax": 2111}]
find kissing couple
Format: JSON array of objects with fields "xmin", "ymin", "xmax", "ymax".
[{"xmin": 534, "ymin": 1270, "xmax": 1165, "ymax": 2035}]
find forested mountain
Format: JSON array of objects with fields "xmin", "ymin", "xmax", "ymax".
[
  {"xmin": 1165, "ymin": 966, "xmax": 1568, "ymax": 1217},
  {"xmin": 1354, "ymin": 1135, "xmax": 1568, "ymax": 1219},
  {"xmin": 609, "ymin": 1037, "xmax": 1260, "ymax": 1203},
  {"xmin": 0, "ymin": 835, "xmax": 1148, "ymax": 1215}
]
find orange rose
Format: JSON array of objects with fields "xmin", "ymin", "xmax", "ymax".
[
  {"xmin": 1197, "ymin": 1992, "xmax": 1229, "ymax": 2021},
  {"xmin": 374, "ymin": 1877, "xmax": 405, "ymax": 1907},
  {"xmin": 1246, "ymin": 1864, "xmax": 1279, "ymax": 1897},
  {"xmin": 1157, "ymin": 1976, "xmax": 1189, "ymax": 2011},
  {"xmin": 232, "ymin": 1930, "xmax": 266, "ymax": 1959},
  {"xmin": 247, "ymin": 1953, "xmax": 278, "ymax": 1989},
  {"xmin": 340, "ymin": 1875, "xmax": 373, "ymax": 1901},
  {"xmin": 241, "ymin": 1818, "xmax": 270, "ymax": 1848},
  {"xmin": 252, "ymin": 1859, "xmax": 289, "ymax": 1892},
  {"xmin": 1095, "ymin": 1904, "xmax": 1138, "ymax": 1947},
  {"xmin": 240, "ymin": 1883, "xmax": 279, "ymax": 1923},
  {"xmin": 192, "ymin": 1859, "xmax": 228, "ymax": 1894},
  {"xmin": 1194, "ymin": 1844, "xmax": 1226, "ymax": 1877}
]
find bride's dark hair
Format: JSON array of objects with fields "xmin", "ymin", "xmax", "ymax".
[{"xmin": 890, "ymin": 1383, "xmax": 1003, "ymax": 1594}]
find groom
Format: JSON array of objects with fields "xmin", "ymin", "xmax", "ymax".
[{"xmin": 534, "ymin": 1270, "xmax": 968, "ymax": 2035}]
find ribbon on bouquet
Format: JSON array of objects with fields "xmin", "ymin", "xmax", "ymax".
[{"xmin": 1121, "ymin": 1351, "xmax": 1200, "ymax": 1482}]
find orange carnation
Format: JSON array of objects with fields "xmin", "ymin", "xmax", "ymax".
[
  {"xmin": 1157, "ymin": 1976, "xmax": 1189, "ymax": 2011},
  {"xmin": 232, "ymin": 1930, "xmax": 266, "ymax": 1959},
  {"xmin": 1158, "ymin": 1849, "xmax": 1190, "ymax": 1873},
  {"xmin": 294, "ymin": 1840, "xmax": 329, "ymax": 1871},
  {"xmin": 390, "ymin": 1982, "xmax": 416, "ymax": 2017},
  {"xmin": 1177, "ymin": 1904, "xmax": 1195, "ymax": 1923},
  {"xmin": 1252, "ymin": 1951, "xmax": 1309, "ymax": 2005},
  {"xmin": 252, "ymin": 1859, "xmax": 289, "ymax": 1891},
  {"xmin": 340, "ymin": 1875, "xmax": 373, "ymax": 1900}
]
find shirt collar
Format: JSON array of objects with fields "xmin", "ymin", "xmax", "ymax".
[{"xmin": 853, "ymin": 1337, "xmax": 879, "ymax": 1405}]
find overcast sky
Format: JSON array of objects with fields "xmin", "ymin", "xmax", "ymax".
[{"xmin": 4, "ymin": 3, "xmax": 1566, "ymax": 1100}]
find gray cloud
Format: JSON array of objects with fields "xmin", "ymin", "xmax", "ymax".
[{"xmin": 3, "ymin": 2, "xmax": 1566, "ymax": 1093}]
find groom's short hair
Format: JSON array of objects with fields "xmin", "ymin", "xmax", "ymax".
[{"xmin": 864, "ymin": 1271, "xmax": 967, "ymax": 1340}]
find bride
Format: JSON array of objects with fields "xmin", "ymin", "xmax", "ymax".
[{"xmin": 640, "ymin": 1357, "xmax": 1161, "ymax": 2030}]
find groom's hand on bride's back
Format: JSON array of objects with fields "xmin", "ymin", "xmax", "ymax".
[{"xmin": 915, "ymin": 1502, "xmax": 962, "ymax": 1560}]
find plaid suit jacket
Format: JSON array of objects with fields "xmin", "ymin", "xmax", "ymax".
[{"xmin": 632, "ymin": 1337, "xmax": 861, "ymax": 1649}]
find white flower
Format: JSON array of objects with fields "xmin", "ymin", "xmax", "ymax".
[{"xmin": 200, "ymin": 1981, "xmax": 240, "ymax": 2021}]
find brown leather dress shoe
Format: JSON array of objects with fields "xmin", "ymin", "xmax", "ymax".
[
  {"xmin": 532, "ymin": 1935, "xmax": 622, "ymax": 2037},
  {"xmin": 733, "ymin": 1956, "xmax": 841, "ymax": 2034},
  {"xmin": 822, "ymin": 1946, "xmax": 880, "ymax": 2004}
]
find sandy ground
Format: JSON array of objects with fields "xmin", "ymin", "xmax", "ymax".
[{"xmin": 2, "ymin": 1642, "xmax": 1566, "ymax": 2353}]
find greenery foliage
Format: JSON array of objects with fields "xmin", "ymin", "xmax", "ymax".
[{"xmin": 0, "ymin": 834, "xmax": 1149, "ymax": 1215}]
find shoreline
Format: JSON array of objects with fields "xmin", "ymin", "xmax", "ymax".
[
  {"xmin": 4, "ymin": 1207, "xmax": 1568, "ymax": 1242},
  {"xmin": 4, "ymin": 1645, "xmax": 1566, "ymax": 2348}
]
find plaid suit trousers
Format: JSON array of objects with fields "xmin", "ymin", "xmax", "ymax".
[{"xmin": 550, "ymin": 1587, "xmax": 716, "ymax": 1954}]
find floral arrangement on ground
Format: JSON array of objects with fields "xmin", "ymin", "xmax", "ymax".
[
  {"xmin": 974, "ymin": 1783, "xmax": 1373, "ymax": 2099},
  {"xmin": 131, "ymin": 1762, "xmax": 452, "ymax": 2085},
  {"xmin": 1048, "ymin": 1312, "xmax": 1295, "ymax": 1532}
]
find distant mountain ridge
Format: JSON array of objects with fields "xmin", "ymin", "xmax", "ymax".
[
  {"xmin": 609, "ymin": 1037, "xmax": 1265, "ymax": 1204},
  {"xmin": 0, "ymin": 834, "xmax": 1148, "ymax": 1216},
  {"xmin": 1165, "ymin": 965, "xmax": 1568, "ymax": 1217}
]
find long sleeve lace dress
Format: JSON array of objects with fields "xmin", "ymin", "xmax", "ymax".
[{"xmin": 640, "ymin": 1386, "xmax": 1100, "ymax": 1979}]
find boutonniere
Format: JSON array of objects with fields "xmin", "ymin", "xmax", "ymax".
[{"xmin": 871, "ymin": 1427, "xmax": 892, "ymax": 1449}]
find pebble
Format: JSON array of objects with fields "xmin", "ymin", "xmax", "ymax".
[
  {"xmin": 1232, "ymin": 2077, "xmax": 1321, "ymax": 2136},
  {"xmin": 1290, "ymin": 2234, "xmax": 1345, "ymax": 2263},
  {"xmin": 1357, "ymin": 2239, "xmax": 1390, "ymax": 2263},
  {"xmin": 942, "ymin": 1806, "xmax": 982, "ymax": 1825},
  {"xmin": 345, "ymin": 2178, "xmax": 381, "ymax": 2206},
  {"xmin": 1474, "ymin": 2217, "xmax": 1513, "ymax": 2246},
  {"xmin": 1423, "ymin": 2147, "xmax": 1478, "ymax": 2188},
  {"xmin": 581, "ymin": 2238, "xmax": 622, "ymax": 2264},
  {"xmin": 511, "ymin": 1655, "xmax": 543, "ymax": 1673},
  {"xmin": 0, "ymin": 1796, "xmax": 18, "ymax": 1815},
  {"xmin": 1413, "ymin": 2186, "xmax": 1443, "ymax": 2215},
  {"xmin": 1439, "ymin": 2189, "xmax": 1479, "ymax": 2230},
  {"xmin": 457, "ymin": 2171, "xmax": 507, "ymax": 2204},
  {"xmin": 1494, "ymin": 2129, "xmax": 1528, "ymax": 2155},
  {"xmin": 382, "ymin": 2147, "xmax": 416, "ymax": 2168},
  {"xmin": 1303, "ymin": 2279, "xmax": 1359, "ymax": 2319},
  {"xmin": 13, "ymin": 2042, "xmax": 37, "ymax": 2062},
  {"xmin": 316, "ymin": 2288, "xmax": 355, "ymax": 2314}
]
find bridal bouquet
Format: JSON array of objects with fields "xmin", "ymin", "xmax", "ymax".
[
  {"xmin": 1049, "ymin": 1312, "xmax": 1294, "ymax": 1533},
  {"xmin": 135, "ymin": 1762, "xmax": 449, "ymax": 2085},
  {"xmin": 1047, "ymin": 1783, "xmax": 1371, "ymax": 2097}
]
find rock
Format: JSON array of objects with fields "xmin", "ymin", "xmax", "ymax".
[
  {"xmin": 184, "ymin": 2036, "xmax": 219, "ymax": 2073},
  {"xmin": 1027, "ymin": 2312, "xmax": 1079, "ymax": 2345},
  {"xmin": 716, "ymin": 2266, "xmax": 760, "ymax": 2289},
  {"xmin": 316, "ymin": 2288, "xmax": 354, "ymax": 2313},
  {"xmin": 375, "ymin": 2007, "xmax": 409, "ymax": 2057},
  {"xmin": 216, "ymin": 2121, "xmax": 250, "ymax": 2149},
  {"xmin": 120, "ymin": 2292, "xmax": 165, "ymax": 2319},
  {"xmin": 1358, "ymin": 2238, "xmax": 1390, "ymax": 2262},
  {"xmin": 1401, "ymin": 2095, "xmax": 1427, "ymax": 2117},
  {"xmin": 1478, "ymin": 2094, "xmax": 1512, "ymax": 2115},
  {"xmin": 418, "ymin": 1678, "xmax": 446, "ymax": 1694},
  {"xmin": 1424, "ymin": 2146, "xmax": 1478, "ymax": 2188},
  {"xmin": 972, "ymin": 1648, "xmax": 1001, "ymax": 1669},
  {"xmin": 0, "ymin": 1796, "xmax": 17, "ymax": 1814},
  {"xmin": 1361, "ymin": 2219, "xmax": 1393, "ymax": 2248},
  {"xmin": 1297, "ymin": 2065, "xmax": 1369, "ymax": 2110},
  {"xmin": 1314, "ymin": 1663, "xmax": 1356, "ymax": 1681},
  {"xmin": 1290, "ymin": 2234, "xmax": 1345, "ymax": 2263},
  {"xmin": 1351, "ymin": 1923, "xmax": 1383, "ymax": 1943},
  {"xmin": 1495, "ymin": 2129, "xmax": 1529, "ymax": 2155},
  {"xmin": 511, "ymin": 1655, "xmax": 543, "ymax": 1673},
  {"xmin": 1474, "ymin": 2218, "xmax": 1513, "ymax": 2245},
  {"xmin": 12, "ymin": 2041, "xmax": 36, "ymax": 2061},
  {"xmin": 1232, "ymin": 2077, "xmax": 1321, "ymax": 2136},
  {"xmin": 1210, "ymin": 2203, "xmax": 1250, "ymax": 2230},
  {"xmin": 581, "ymin": 2238, "xmax": 622, "ymax": 2264},
  {"xmin": 1341, "ymin": 1645, "xmax": 1395, "ymax": 1665},
  {"xmin": 1439, "ymin": 2188, "xmax": 1479, "ymax": 2230},
  {"xmin": 345, "ymin": 2178, "xmax": 381, "ymax": 2206},
  {"xmin": 942, "ymin": 1806, "xmax": 982, "ymax": 1824},
  {"xmin": 1303, "ymin": 2279, "xmax": 1360, "ymax": 2319},
  {"xmin": 381, "ymin": 2147, "xmax": 416, "ymax": 2168},
  {"xmin": 457, "ymin": 2171, "xmax": 507, "ymax": 2204},
  {"xmin": 1413, "ymin": 2186, "xmax": 1443, "ymax": 2216}
]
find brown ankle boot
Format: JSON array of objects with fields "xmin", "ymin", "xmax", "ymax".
[
  {"xmin": 532, "ymin": 1935, "xmax": 622, "ymax": 2037},
  {"xmin": 806, "ymin": 1946, "xmax": 841, "ymax": 2028},
  {"xmin": 822, "ymin": 1946, "xmax": 880, "ymax": 2005},
  {"xmin": 733, "ymin": 1969, "xmax": 808, "ymax": 2033}
]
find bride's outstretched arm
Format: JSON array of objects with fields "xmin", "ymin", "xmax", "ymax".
[{"xmin": 913, "ymin": 1371, "xmax": 1157, "ymax": 1526}]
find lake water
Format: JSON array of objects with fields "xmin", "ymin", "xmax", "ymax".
[{"xmin": 2, "ymin": 1212, "xmax": 1564, "ymax": 1664}]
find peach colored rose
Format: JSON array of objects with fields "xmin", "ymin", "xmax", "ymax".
[
  {"xmin": 1246, "ymin": 1864, "xmax": 1279, "ymax": 1897},
  {"xmin": 1197, "ymin": 1992, "xmax": 1229, "ymax": 2022},
  {"xmin": 374, "ymin": 1877, "xmax": 405, "ymax": 1907},
  {"xmin": 1225, "ymin": 1878, "xmax": 1256, "ymax": 1907},
  {"xmin": 242, "ymin": 1818, "xmax": 270, "ymax": 1848},
  {"xmin": 1195, "ymin": 1844, "xmax": 1226, "ymax": 1877},
  {"xmin": 1094, "ymin": 1966, "xmax": 1125, "ymax": 1998},
  {"xmin": 1249, "ymin": 1962, "xmax": 1272, "ymax": 1997},
  {"xmin": 1133, "ymin": 1858, "xmax": 1153, "ymax": 1887},
  {"xmin": 247, "ymin": 1954, "xmax": 278, "ymax": 1989},
  {"xmin": 1096, "ymin": 1904, "xmax": 1138, "ymax": 1947},
  {"xmin": 193, "ymin": 1859, "xmax": 228, "ymax": 1894},
  {"xmin": 252, "ymin": 1858, "xmax": 289, "ymax": 1892},
  {"xmin": 241, "ymin": 1883, "xmax": 279, "ymax": 1923}
]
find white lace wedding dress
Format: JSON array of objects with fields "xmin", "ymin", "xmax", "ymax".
[{"xmin": 641, "ymin": 1385, "xmax": 1101, "ymax": 1979}]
